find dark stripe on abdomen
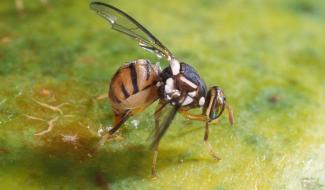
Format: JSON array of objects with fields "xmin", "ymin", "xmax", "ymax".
[
  {"xmin": 121, "ymin": 83, "xmax": 130, "ymax": 99},
  {"xmin": 130, "ymin": 63, "xmax": 139, "ymax": 94},
  {"xmin": 110, "ymin": 92, "xmax": 121, "ymax": 104}
]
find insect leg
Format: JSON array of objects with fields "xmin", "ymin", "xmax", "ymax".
[
  {"xmin": 154, "ymin": 100, "xmax": 167, "ymax": 129},
  {"xmin": 150, "ymin": 101, "xmax": 166, "ymax": 177},
  {"xmin": 179, "ymin": 109, "xmax": 220, "ymax": 124},
  {"xmin": 151, "ymin": 143, "xmax": 159, "ymax": 177},
  {"xmin": 96, "ymin": 110, "xmax": 131, "ymax": 149},
  {"xmin": 204, "ymin": 122, "xmax": 221, "ymax": 160},
  {"xmin": 179, "ymin": 109, "xmax": 206, "ymax": 121},
  {"xmin": 151, "ymin": 101, "xmax": 172, "ymax": 177},
  {"xmin": 109, "ymin": 110, "xmax": 131, "ymax": 134},
  {"xmin": 226, "ymin": 103, "xmax": 234, "ymax": 126}
]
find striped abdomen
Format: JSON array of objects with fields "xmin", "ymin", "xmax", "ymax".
[{"xmin": 109, "ymin": 59, "xmax": 160, "ymax": 114}]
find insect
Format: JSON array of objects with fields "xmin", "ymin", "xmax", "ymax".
[{"xmin": 90, "ymin": 1, "xmax": 234, "ymax": 176}]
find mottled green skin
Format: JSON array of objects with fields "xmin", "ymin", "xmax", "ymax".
[{"xmin": 0, "ymin": 0, "xmax": 324, "ymax": 189}]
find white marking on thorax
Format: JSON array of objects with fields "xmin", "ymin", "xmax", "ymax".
[
  {"xmin": 199, "ymin": 97, "xmax": 205, "ymax": 106},
  {"xmin": 166, "ymin": 78, "xmax": 174, "ymax": 87},
  {"xmin": 182, "ymin": 96, "xmax": 193, "ymax": 106},
  {"xmin": 188, "ymin": 91, "xmax": 197, "ymax": 97},
  {"xmin": 156, "ymin": 81, "xmax": 162, "ymax": 87},
  {"xmin": 165, "ymin": 85, "xmax": 172, "ymax": 93},
  {"xmin": 170, "ymin": 59, "xmax": 180, "ymax": 75},
  {"xmin": 179, "ymin": 76, "xmax": 197, "ymax": 89},
  {"xmin": 164, "ymin": 78, "xmax": 174, "ymax": 93},
  {"xmin": 172, "ymin": 90, "xmax": 181, "ymax": 97}
]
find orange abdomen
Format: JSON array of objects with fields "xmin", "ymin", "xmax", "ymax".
[{"xmin": 109, "ymin": 59, "xmax": 160, "ymax": 114}]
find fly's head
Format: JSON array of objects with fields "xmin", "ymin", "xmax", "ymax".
[{"xmin": 202, "ymin": 86, "xmax": 227, "ymax": 122}]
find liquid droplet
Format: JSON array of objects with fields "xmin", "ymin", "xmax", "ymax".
[{"xmin": 131, "ymin": 119, "xmax": 140, "ymax": 128}]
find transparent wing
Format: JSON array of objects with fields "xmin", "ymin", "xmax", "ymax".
[
  {"xmin": 150, "ymin": 103, "xmax": 180, "ymax": 149},
  {"xmin": 90, "ymin": 1, "xmax": 174, "ymax": 60}
]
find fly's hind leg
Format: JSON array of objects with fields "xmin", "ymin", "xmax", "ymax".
[
  {"xmin": 204, "ymin": 122, "xmax": 221, "ymax": 160},
  {"xmin": 96, "ymin": 110, "xmax": 131, "ymax": 150}
]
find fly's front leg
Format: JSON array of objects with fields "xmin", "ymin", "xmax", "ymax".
[
  {"xmin": 204, "ymin": 122, "xmax": 221, "ymax": 160},
  {"xmin": 179, "ymin": 109, "xmax": 219, "ymax": 124},
  {"xmin": 226, "ymin": 103, "xmax": 235, "ymax": 126},
  {"xmin": 179, "ymin": 109, "xmax": 220, "ymax": 160},
  {"xmin": 179, "ymin": 109, "xmax": 206, "ymax": 121}
]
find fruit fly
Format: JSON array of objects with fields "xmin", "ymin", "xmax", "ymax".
[{"xmin": 90, "ymin": 1, "xmax": 234, "ymax": 176}]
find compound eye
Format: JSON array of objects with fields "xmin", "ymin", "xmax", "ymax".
[{"xmin": 208, "ymin": 87, "xmax": 226, "ymax": 120}]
